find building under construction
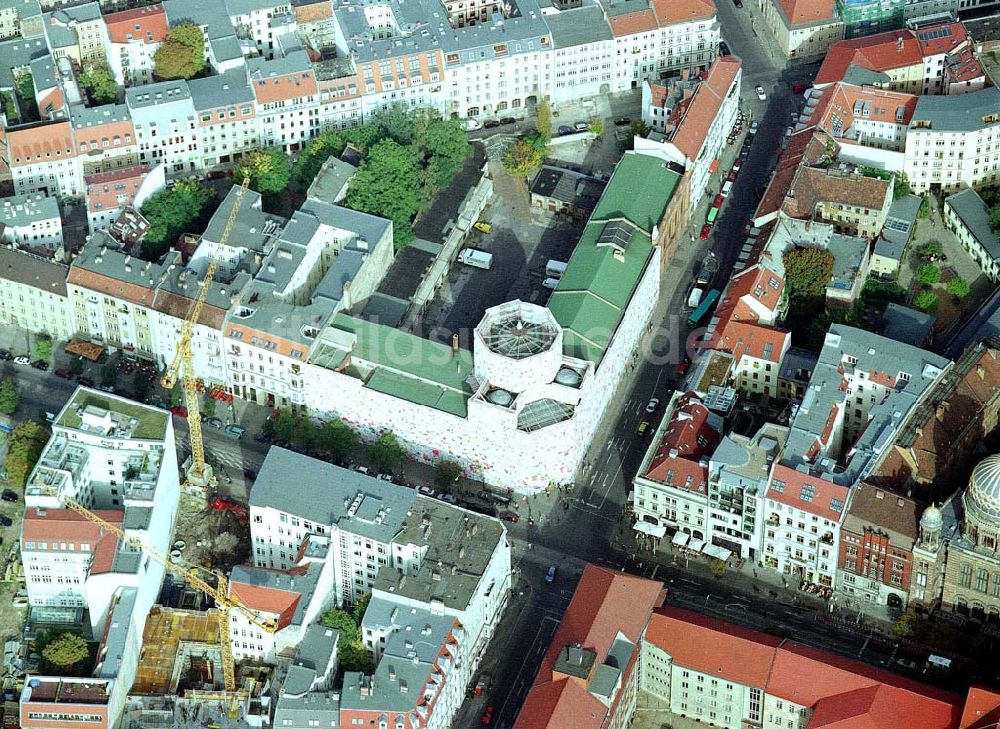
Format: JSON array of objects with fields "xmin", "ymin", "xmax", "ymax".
[{"xmin": 836, "ymin": 0, "xmax": 905, "ymax": 38}]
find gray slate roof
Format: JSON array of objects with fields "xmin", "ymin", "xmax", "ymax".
[
  {"xmin": 229, "ymin": 560, "xmax": 324, "ymax": 627},
  {"xmin": 272, "ymin": 690, "xmax": 341, "ymax": 728},
  {"xmin": 910, "ymin": 87, "xmax": 1000, "ymax": 133},
  {"xmin": 880, "ymin": 303, "xmax": 934, "ymax": 346},
  {"xmin": 946, "ymin": 188, "xmax": 1000, "ymax": 261},
  {"xmin": 546, "ymin": 5, "xmax": 613, "ymax": 47},
  {"xmin": 126, "ymin": 79, "xmax": 191, "ymax": 109},
  {"xmin": 0, "ymin": 247, "xmax": 68, "ymax": 295},
  {"xmin": 0, "ymin": 192, "xmax": 60, "ymax": 227},
  {"xmin": 0, "ymin": 37, "xmax": 47, "ymax": 90},
  {"xmin": 71, "ymin": 103, "xmax": 131, "ymax": 129},
  {"xmin": 188, "ymin": 70, "xmax": 254, "ymax": 110},
  {"xmin": 250, "ymin": 447, "xmax": 416, "ymax": 544}
]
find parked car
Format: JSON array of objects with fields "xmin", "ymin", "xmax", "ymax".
[
  {"xmin": 700, "ymin": 224, "xmax": 713, "ymax": 240},
  {"xmin": 418, "ymin": 485, "xmax": 438, "ymax": 498},
  {"xmin": 438, "ymin": 492, "xmax": 458, "ymax": 504},
  {"xmin": 1, "ymin": 490, "xmax": 17, "ymax": 503},
  {"xmin": 713, "ymin": 194, "xmax": 724, "ymax": 208},
  {"xmin": 678, "ymin": 360, "xmax": 690, "ymax": 376},
  {"xmin": 76, "ymin": 376, "xmax": 94, "ymax": 387},
  {"xmin": 545, "ymin": 566, "xmax": 557, "ymax": 583},
  {"xmin": 54, "ymin": 369, "xmax": 73, "ymax": 380},
  {"xmin": 727, "ymin": 170, "xmax": 738, "ymax": 183},
  {"xmin": 719, "ymin": 41, "xmax": 730, "ymax": 56},
  {"xmin": 645, "ymin": 397, "xmax": 660, "ymax": 414},
  {"xmin": 557, "ymin": 125, "xmax": 575, "ymax": 135},
  {"xmin": 94, "ymin": 384, "xmax": 114, "ymax": 392},
  {"xmin": 793, "ymin": 83, "xmax": 808, "ymax": 94},
  {"xmin": 170, "ymin": 406, "xmax": 188, "ymax": 418},
  {"xmin": 749, "ymin": 120, "xmax": 759, "ymax": 133},
  {"xmin": 733, "ymin": 0, "xmax": 743, "ymax": 7},
  {"xmin": 0, "ymin": 515, "xmax": 11, "ymax": 527},
  {"xmin": 785, "ymin": 126, "xmax": 794, "ymax": 137},
  {"xmin": 636, "ymin": 421, "xmax": 650, "ymax": 436},
  {"xmin": 224, "ymin": 424, "xmax": 245, "ymax": 439},
  {"xmin": 481, "ymin": 706, "xmax": 495, "ymax": 725},
  {"xmin": 483, "ymin": 119, "xmax": 501, "ymax": 129},
  {"xmin": 574, "ymin": 121, "xmax": 589, "ymax": 132},
  {"xmin": 13, "ymin": 356, "xmax": 30, "ymax": 366},
  {"xmin": 31, "ymin": 360, "xmax": 49, "ymax": 371},
  {"xmin": 254, "ymin": 432, "xmax": 269, "ymax": 443},
  {"xmin": 733, "ymin": 159, "xmax": 743, "ymax": 173},
  {"xmin": 465, "ymin": 118, "xmax": 482, "ymax": 131},
  {"xmin": 755, "ymin": 84, "xmax": 767, "ymax": 101},
  {"xmin": 739, "ymin": 146, "xmax": 751, "ymax": 160},
  {"xmin": 499, "ymin": 511, "xmax": 520, "ymax": 523},
  {"xmin": 203, "ymin": 417, "xmax": 223, "ymax": 429},
  {"xmin": 0, "ymin": 350, "xmax": 12, "ymax": 361},
  {"xmin": 613, "ymin": 116, "xmax": 632, "ymax": 126},
  {"xmin": 499, "ymin": 116, "xmax": 517, "ymax": 126}
]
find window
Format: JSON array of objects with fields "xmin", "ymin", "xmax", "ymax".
[
  {"xmin": 961, "ymin": 563, "xmax": 973, "ymax": 588},
  {"xmin": 977, "ymin": 568, "xmax": 989, "ymax": 593}
]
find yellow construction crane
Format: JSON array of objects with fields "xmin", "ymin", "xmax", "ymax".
[
  {"xmin": 40, "ymin": 484, "xmax": 276, "ymax": 692},
  {"xmin": 161, "ymin": 176, "xmax": 251, "ymax": 489}
]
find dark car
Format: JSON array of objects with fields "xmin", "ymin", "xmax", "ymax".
[
  {"xmin": 31, "ymin": 360, "xmax": 49, "ymax": 371},
  {"xmin": 54, "ymin": 368, "xmax": 73, "ymax": 379},
  {"xmin": 613, "ymin": 116, "xmax": 632, "ymax": 126},
  {"xmin": 203, "ymin": 417, "xmax": 223, "ymax": 429},
  {"xmin": 719, "ymin": 41, "xmax": 730, "ymax": 56},
  {"xmin": 739, "ymin": 146, "xmax": 751, "ymax": 160},
  {"xmin": 499, "ymin": 116, "xmax": 517, "ymax": 125},
  {"xmin": 1, "ymin": 490, "xmax": 16, "ymax": 503},
  {"xmin": 557, "ymin": 125, "xmax": 575, "ymax": 135},
  {"xmin": 483, "ymin": 119, "xmax": 501, "ymax": 129},
  {"xmin": 0, "ymin": 515, "xmax": 12, "ymax": 527},
  {"xmin": 0, "ymin": 350, "xmax": 11, "ymax": 361},
  {"xmin": 499, "ymin": 511, "xmax": 520, "ymax": 523},
  {"xmin": 733, "ymin": 0, "xmax": 742, "ymax": 7},
  {"xmin": 76, "ymin": 376, "xmax": 94, "ymax": 387}
]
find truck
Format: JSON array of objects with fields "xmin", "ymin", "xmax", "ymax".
[
  {"xmin": 458, "ymin": 248, "xmax": 494, "ymax": 270},
  {"xmin": 545, "ymin": 259, "xmax": 568, "ymax": 279},
  {"xmin": 687, "ymin": 289, "xmax": 721, "ymax": 328},
  {"xmin": 687, "ymin": 287, "xmax": 705, "ymax": 309}
]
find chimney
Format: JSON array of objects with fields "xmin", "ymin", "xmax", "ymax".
[
  {"xmin": 935, "ymin": 401, "xmax": 949, "ymax": 422},
  {"xmin": 451, "ymin": 334, "xmax": 459, "ymax": 354},
  {"xmin": 897, "ymin": 36, "xmax": 904, "ymax": 52}
]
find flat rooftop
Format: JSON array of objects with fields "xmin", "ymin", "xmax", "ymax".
[
  {"xmin": 21, "ymin": 678, "xmax": 110, "ymax": 704},
  {"xmin": 56, "ymin": 387, "xmax": 169, "ymax": 441}
]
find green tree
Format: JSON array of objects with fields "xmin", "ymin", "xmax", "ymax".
[
  {"xmin": 892, "ymin": 609, "xmax": 922, "ymax": 638},
  {"xmin": 918, "ymin": 194, "xmax": 931, "ymax": 220},
  {"xmin": 6, "ymin": 420, "xmax": 48, "ymax": 489},
  {"xmin": 202, "ymin": 395, "xmax": 216, "ymax": 418},
  {"xmin": 79, "ymin": 63, "xmax": 118, "ymax": 106},
  {"xmin": 534, "ymin": 96, "xmax": 552, "ymax": 141},
  {"xmin": 502, "ymin": 140, "xmax": 543, "ymax": 179},
  {"xmin": 0, "ymin": 378, "xmax": 18, "ymax": 416},
  {"xmin": 235, "ymin": 148, "xmax": 292, "ymax": 196},
  {"xmin": 290, "ymin": 415, "xmax": 316, "ymax": 453},
  {"xmin": 783, "ymin": 247, "xmax": 834, "ymax": 303},
  {"xmin": 709, "ymin": 559, "xmax": 727, "ymax": 578},
  {"xmin": 947, "ymin": 278, "xmax": 971, "ymax": 299},
  {"xmin": 14, "ymin": 70, "xmax": 38, "ymax": 122},
  {"xmin": 916, "ymin": 264, "xmax": 941, "ymax": 285},
  {"xmin": 352, "ymin": 593, "xmax": 371, "ymax": 625},
  {"xmin": 100, "ymin": 364, "xmax": 117, "ymax": 387},
  {"xmin": 340, "ymin": 641, "xmax": 375, "ymax": 674},
  {"xmin": 588, "ymin": 118, "xmax": 605, "ymax": 137},
  {"xmin": 41, "ymin": 633, "xmax": 90, "ymax": 675},
  {"xmin": 154, "ymin": 23, "xmax": 206, "ymax": 80},
  {"xmin": 628, "ymin": 119, "xmax": 650, "ymax": 144},
  {"xmin": 346, "ymin": 139, "xmax": 428, "ymax": 249},
  {"xmin": 893, "ymin": 173, "xmax": 913, "ymax": 200},
  {"xmin": 367, "ymin": 431, "xmax": 404, "ymax": 474},
  {"xmin": 914, "ymin": 290, "xmax": 939, "ymax": 311},
  {"xmin": 69, "ymin": 357, "xmax": 84, "ymax": 376},
  {"xmin": 295, "ymin": 130, "xmax": 347, "ymax": 185},
  {"xmin": 435, "ymin": 460, "xmax": 463, "ymax": 489},
  {"xmin": 917, "ymin": 240, "xmax": 943, "ymax": 257},
  {"xmin": 33, "ymin": 335, "xmax": 52, "ymax": 361},
  {"xmin": 413, "ymin": 110, "xmax": 470, "ymax": 191},
  {"xmin": 315, "ymin": 419, "xmax": 358, "ymax": 464},
  {"xmin": 369, "ymin": 104, "xmax": 417, "ymax": 146},
  {"xmin": 139, "ymin": 179, "xmax": 217, "ymax": 260},
  {"xmin": 524, "ymin": 129, "xmax": 548, "ymax": 155},
  {"xmin": 990, "ymin": 203, "xmax": 1000, "ymax": 237}
]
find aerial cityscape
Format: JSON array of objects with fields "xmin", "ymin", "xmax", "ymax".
[{"xmin": 2, "ymin": 0, "xmax": 1000, "ymax": 724}]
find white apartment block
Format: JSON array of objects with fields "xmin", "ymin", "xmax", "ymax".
[
  {"xmin": 6, "ymin": 121, "xmax": 83, "ymax": 199},
  {"xmin": 543, "ymin": 6, "xmax": 615, "ymax": 105},
  {"xmin": 945, "ymin": 187, "xmax": 1000, "ymax": 282},
  {"xmin": 0, "ymin": 248, "xmax": 74, "ymax": 341},
  {"xmin": 104, "ymin": 4, "xmax": 165, "ymax": 87},
  {"xmin": 248, "ymin": 50, "xmax": 320, "ymax": 151},
  {"xmin": 0, "ymin": 192, "xmax": 63, "ymax": 248},
  {"xmin": 126, "ymin": 80, "xmax": 201, "ymax": 175},
  {"xmin": 904, "ymin": 87, "xmax": 1000, "ymax": 193},
  {"xmin": 189, "ymin": 70, "xmax": 261, "ymax": 169}
]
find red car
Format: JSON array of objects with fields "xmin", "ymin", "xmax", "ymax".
[
  {"xmin": 699, "ymin": 224, "xmax": 713, "ymax": 240},
  {"xmin": 170, "ymin": 405, "xmax": 188, "ymax": 417},
  {"xmin": 793, "ymin": 83, "xmax": 808, "ymax": 94},
  {"xmin": 54, "ymin": 368, "xmax": 73, "ymax": 380},
  {"xmin": 727, "ymin": 170, "xmax": 738, "ymax": 183},
  {"xmin": 678, "ymin": 360, "xmax": 690, "ymax": 376},
  {"xmin": 733, "ymin": 159, "xmax": 742, "ymax": 173},
  {"xmin": 499, "ymin": 511, "xmax": 520, "ymax": 523},
  {"xmin": 482, "ymin": 706, "xmax": 495, "ymax": 725},
  {"xmin": 712, "ymin": 194, "xmax": 724, "ymax": 208}
]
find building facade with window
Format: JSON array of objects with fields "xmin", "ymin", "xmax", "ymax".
[{"xmin": 0, "ymin": 248, "xmax": 74, "ymax": 340}]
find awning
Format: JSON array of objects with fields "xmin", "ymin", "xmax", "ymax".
[
  {"xmin": 709, "ymin": 159, "xmax": 720, "ymax": 173},
  {"xmin": 65, "ymin": 338, "xmax": 105, "ymax": 362},
  {"xmin": 634, "ymin": 522, "xmax": 666, "ymax": 538},
  {"xmin": 672, "ymin": 532, "xmax": 690, "ymax": 547},
  {"xmin": 703, "ymin": 544, "xmax": 733, "ymax": 561},
  {"xmin": 689, "ymin": 538, "xmax": 705, "ymax": 552}
]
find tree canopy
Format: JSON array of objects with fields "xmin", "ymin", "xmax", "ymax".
[
  {"xmin": 947, "ymin": 278, "xmax": 971, "ymax": 299},
  {"xmin": 914, "ymin": 290, "xmax": 939, "ymax": 311},
  {"xmin": 0, "ymin": 378, "xmax": 19, "ymax": 416},
  {"xmin": 139, "ymin": 179, "xmax": 217, "ymax": 260},
  {"xmin": 783, "ymin": 247, "xmax": 834, "ymax": 303},
  {"xmin": 294, "ymin": 130, "xmax": 348, "ymax": 186},
  {"xmin": 916, "ymin": 264, "xmax": 941, "ymax": 285},
  {"xmin": 41, "ymin": 633, "xmax": 90, "ymax": 675},
  {"xmin": 319, "ymin": 606, "xmax": 374, "ymax": 675},
  {"xmin": 535, "ymin": 97, "xmax": 552, "ymax": 141},
  {"xmin": 435, "ymin": 460, "xmax": 463, "ymax": 489},
  {"xmin": 6, "ymin": 421, "xmax": 49, "ymax": 490},
  {"xmin": 79, "ymin": 63, "xmax": 118, "ymax": 106},
  {"xmin": 33, "ymin": 335, "xmax": 52, "ymax": 361},
  {"xmin": 503, "ymin": 140, "xmax": 543, "ymax": 179},
  {"xmin": 154, "ymin": 23, "xmax": 206, "ymax": 80},
  {"xmin": 235, "ymin": 148, "xmax": 292, "ymax": 196},
  {"xmin": 367, "ymin": 431, "xmax": 404, "ymax": 473}
]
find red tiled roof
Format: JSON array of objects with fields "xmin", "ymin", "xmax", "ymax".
[
  {"xmin": 645, "ymin": 607, "xmax": 782, "ymax": 686},
  {"xmin": 670, "ymin": 56, "xmax": 742, "ymax": 161},
  {"xmin": 644, "ymin": 392, "xmax": 719, "ymax": 490},
  {"xmin": 651, "ymin": 0, "xmax": 716, "ymax": 26},
  {"xmin": 805, "ymin": 83, "xmax": 918, "ymax": 138},
  {"xmin": 21, "ymin": 509, "xmax": 124, "ymax": 575},
  {"xmin": 608, "ymin": 9, "xmax": 658, "ymax": 36},
  {"xmin": 755, "ymin": 129, "xmax": 835, "ymax": 222},
  {"xmin": 7, "ymin": 121, "xmax": 75, "ymax": 167},
  {"xmin": 85, "ymin": 165, "xmax": 148, "ymax": 214},
  {"xmin": 777, "ymin": 0, "xmax": 837, "ymax": 26},
  {"xmin": 252, "ymin": 70, "xmax": 318, "ymax": 104},
  {"xmin": 230, "ymin": 580, "xmax": 301, "ymax": 631},
  {"xmin": 105, "ymin": 4, "xmax": 167, "ymax": 45},
  {"xmin": 711, "ymin": 320, "xmax": 789, "ymax": 363},
  {"xmin": 767, "ymin": 464, "xmax": 849, "ymax": 522},
  {"xmin": 67, "ymin": 266, "xmax": 158, "ymax": 307},
  {"xmin": 915, "ymin": 22, "xmax": 969, "ymax": 57},
  {"xmin": 515, "ymin": 565, "xmax": 665, "ymax": 729},
  {"xmin": 961, "ymin": 687, "xmax": 1000, "ymax": 729},
  {"xmin": 815, "ymin": 31, "xmax": 922, "ymax": 85}
]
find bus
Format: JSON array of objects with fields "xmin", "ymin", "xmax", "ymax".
[
  {"xmin": 706, "ymin": 206, "xmax": 719, "ymax": 225},
  {"xmin": 687, "ymin": 288, "xmax": 720, "ymax": 328}
]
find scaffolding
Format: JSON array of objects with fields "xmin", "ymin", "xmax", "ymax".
[{"xmin": 836, "ymin": 0, "xmax": 905, "ymax": 38}]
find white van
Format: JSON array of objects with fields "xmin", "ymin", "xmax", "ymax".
[
  {"xmin": 542, "ymin": 277, "xmax": 560, "ymax": 290},
  {"xmin": 545, "ymin": 259, "xmax": 568, "ymax": 279},
  {"xmin": 458, "ymin": 249, "xmax": 494, "ymax": 270}
]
